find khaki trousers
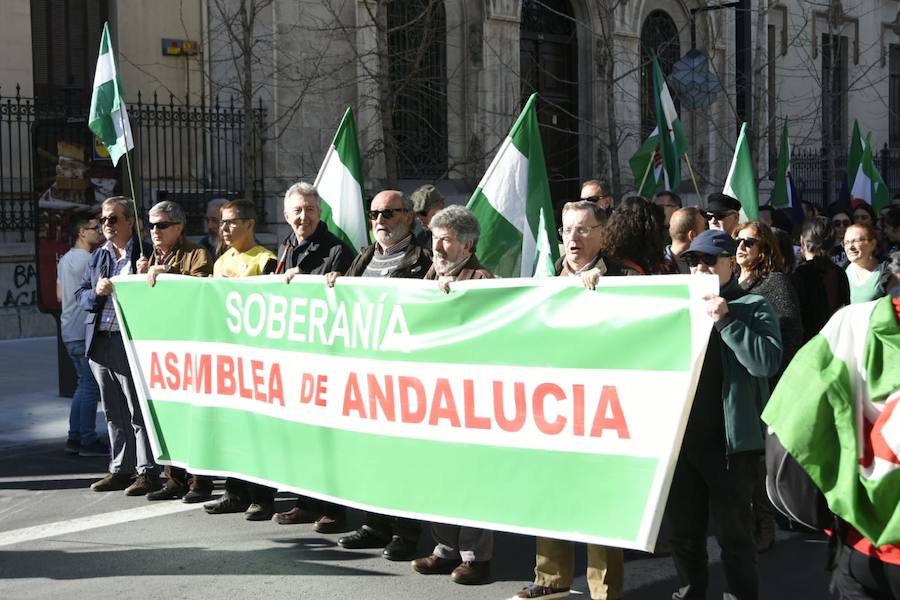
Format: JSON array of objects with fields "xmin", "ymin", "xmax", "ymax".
[{"xmin": 534, "ymin": 537, "xmax": 624, "ymax": 600}]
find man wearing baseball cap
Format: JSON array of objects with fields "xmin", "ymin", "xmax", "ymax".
[
  {"xmin": 411, "ymin": 184, "xmax": 445, "ymax": 248},
  {"xmin": 666, "ymin": 229, "xmax": 783, "ymax": 600}
]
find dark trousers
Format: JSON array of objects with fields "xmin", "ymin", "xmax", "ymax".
[
  {"xmin": 224, "ymin": 477, "xmax": 275, "ymax": 505},
  {"xmin": 833, "ymin": 542, "xmax": 900, "ymax": 599},
  {"xmin": 363, "ymin": 511, "xmax": 421, "ymax": 543},
  {"xmin": 295, "ymin": 495, "xmax": 346, "ymax": 519},
  {"xmin": 164, "ymin": 465, "xmax": 213, "ymax": 493},
  {"xmin": 667, "ymin": 448, "xmax": 759, "ymax": 600}
]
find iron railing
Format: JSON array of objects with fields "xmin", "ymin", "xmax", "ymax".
[{"xmin": 790, "ymin": 146, "xmax": 900, "ymax": 210}]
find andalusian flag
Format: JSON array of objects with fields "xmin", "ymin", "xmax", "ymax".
[
  {"xmin": 314, "ymin": 107, "xmax": 367, "ymax": 252},
  {"xmin": 848, "ymin": 120, "xmax": 864, "ymax": 192},
  {"xmin": 850, "ymin": 130, "xmax": 891, "ymax": 214},
  {"xmin": 723, "ymin": 122, "xmax": 759, "ymax": 221},
  {"xmin": 467, "ymin": 93, "xmax": 559, "ymax": 278},
  {"xmin": 89, "ymin": 22, "xmax": 133, "ymax": 166},
  {"xmin": 763, "ymin": 297, "xmax": 900, "ymax": 546},
  {"xmin": 629, "ymin": 127, "xmax": 662, "ymax": 198},
  {"xmin": 651, "ymin": 52, "xmax": 688, "ymax": 192},
  {"xmin": 771, "ymin": 121, "xmax": 795, "ymax": 209}
]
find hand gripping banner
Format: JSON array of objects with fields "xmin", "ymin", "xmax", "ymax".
[{"xmin": 111, "ymin": 274, "xmax": 717, "ymax": 551}]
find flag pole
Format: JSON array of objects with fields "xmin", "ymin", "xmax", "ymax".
[
  {"xmin": 117, "ymin": 107, "xmax": 143, "ymax": 257},
  {"xmin": 639, "ymin": 151, "xmax": 654, "ymax": 197},
  {"xmin": 683, "ymin": 153, "xmax": 702, "ymax": 203}
]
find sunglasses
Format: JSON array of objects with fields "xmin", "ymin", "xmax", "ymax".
[
  {"xmin": 737, "ymin": 237, "xmax": 759, "ymax": 248},
  {"xmin": 582, "ymin": 195, "xmax": 611, "ymax": 203},
  {"xmin": 704, "ymin": 211, "xmax": 735, "ymax": 221},
  {"xmin": 220, "ymin": 218, "xmax": 249, "ymax": 229},
  {"xmin": 832, "ymin": 219, "xmax": 851, "ymax": 227},
  {"xmin": 149, "ymin": 221, "xmax": 178, "ymax": 230},
  {"xmin": 99, "ymin": 215, "xmax": 120, "ymax": 225},
  {"xmin": 685, "ymin": 253, "xmax": 724, "ymax": 267},
  {"xmin": 368, "ymin": 208, "xmax": 408, "ymax": 220}
]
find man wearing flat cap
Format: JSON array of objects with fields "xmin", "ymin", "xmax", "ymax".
[
  {"xmin": 666, "ymin": 229, "xmax": 783, "ymax": 600},
  {"xmin": 411, "ymin": 184, "xmax": 445, "ymax": 248},
  {"xmin": 704, "ymin": 193, "xmax": 742, "ymax": 236}
]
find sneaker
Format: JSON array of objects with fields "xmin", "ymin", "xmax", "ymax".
[
  {"xmin": 78, "ymin": 439, "xmax": 110, "ymax": 457},
  {"xmin": 65, "ymin": 439, "xmax": 80, "ymax": 454},
  {"xmin": 511, "ymin": 584, "xmax": 570, "ymax": 599},
  {"xmin": 245, "ymin": 502, "xmax": 275, "ymax": 521},
  {"xmin": 124, "ymin": 473, "xmax": 163, "ymax": 496},
  {"xmin": 90, "ymin": 472, "xmax": 135, "ymax": 492}
]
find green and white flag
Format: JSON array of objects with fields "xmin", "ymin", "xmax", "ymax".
[
  {"xmin": 314, "ymin": 107, "xmax": 367, "ymax": 252},
  {"xmin": 771, "ymin": 120, "xmax": 795, "ymax": 209},
  {"xmin": 723, "ymin": 122, "xmax": 759, "ymax": 221},
  {"xmin": 848, "ymin": 120, "xmax": 864, "ymax": 192},
  {"xmin": 850, "ymin": 131, "xmax": 891, "ymax": 214},
  {"xmin": 111, "ymin": 272, "xmax": 718, "ymax": 551},
  {"xmin": 651, "ymin": 52, "xmax": 688, "ymax": 192},
  {"xmin": 88, "ymin": 22, "xmax": 133, "ymax": 167},
  {"xmin": 467, "ymin": 93, "xmax": 559, "ymax": 278},
  {"xmin": 629, "ymin": 127, "xmax": 662, "ymax": 198},
  {"xmin": 763, "ymin": 297, "xmax": 900, "ymax": 546}
]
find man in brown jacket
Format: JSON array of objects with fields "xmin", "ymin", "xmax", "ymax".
[
  {"xmin": 413, "ymin": 204, "xmax": 493, "ymax": 585},
  {"xmin": 136, "ymin": 200, "xmax": 214, "ymax": 503}
]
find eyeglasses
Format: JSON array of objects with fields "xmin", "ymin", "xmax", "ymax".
[
  {"xmin": 582, "ymin": 195, "xmax": 611, "ymax": 203},
  {"xmin": 832, "ymin": 219, "xmax": 851, "ymax": 227},
  {"xmin": 149, "ymin": 221, "xmax": 178, "ymax": 230},
  {"xmin": 685, "ymin": 253, "xmax": 724, "ymax": 267},
  {"xmin": 844, "ymin": 237, "xmax": 873, "ymax": 246},
  {"xmin": 220, "ymin": 218, "xmax": 249, "ymax": 229},
  {"xmin": 558, "ymin": 224, "xmax": 602, "ymax": 238},
  {"xmin": 368, "ymin": 208, "xmax": 408, "ymax": 220},
  {"xmin": 704, "ymin": 211, "xmax": 736, "ymax": 221},
  {"xmin": 737, "ymin": 237, "xmax": 759, "ymax": 248},
  {"xmin": 99, "ymin": 215, "xmax": 119, "ymax": 225}
]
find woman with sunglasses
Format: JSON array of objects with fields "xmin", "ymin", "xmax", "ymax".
[
  {"xmin": 828, "ymin": 205, "xmax": 852, "ymax": 266},
  {"xmin": 733, "ymin": 221, "xmax": 803, "ymax": 554},
  {"xmin": 844, "ymin": 223, "xmax": 887, "ymax": 304}
]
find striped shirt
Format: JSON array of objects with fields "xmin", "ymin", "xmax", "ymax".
[
  {"xmin": 362, "ymin": 235, "xmax": 413, "ymax": 277},
  {"xmin": 98, "ymin": 239, "xmax": 134, "ymax": 332}
]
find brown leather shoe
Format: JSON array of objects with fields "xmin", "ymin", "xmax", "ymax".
[
  {"xmin": 273, "ymin": 506, "xmax": 319, "ymax": 525},
  {"xmin": 90, "ymin": 472, "xmax": 135, "ymax": 492},
  {"xmin": 124, "ymin": 473, "xmax": 163, "ymax": 496},
  {"xmin": 411, "ymin": 554, "xmax": 459, "ymax": 575},
  {"xmin": 313, "ymin": 514, "xmax": 350, "ymax": 534},
  {"xmin": 450, "ymin": 561, "xmax": 490, "ymax": 585}
]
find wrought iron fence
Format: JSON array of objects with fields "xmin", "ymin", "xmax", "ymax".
[
  {"xmin": 790, "ymin": 146, "xmax": 900, "ymax": 210},
  {"xmin": 0, "ymin": 84, "xmax": 266, "ymax": 241}
]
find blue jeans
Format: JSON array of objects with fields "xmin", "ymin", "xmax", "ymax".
[{"xmin": 64, "ymin": 339, "xmax": 102, "ymax": 447}]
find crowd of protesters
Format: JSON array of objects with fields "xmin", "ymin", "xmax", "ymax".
[{"xmin": 54, "ymin": 179, "xmax": 900, "ymax": 600}]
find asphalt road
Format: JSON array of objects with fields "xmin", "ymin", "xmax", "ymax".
[{"xmin": 0, "ymin": 338, "xmax": 836, "ymax": 599}]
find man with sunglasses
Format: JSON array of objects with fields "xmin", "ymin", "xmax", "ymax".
[
  {"xmin": 667, "ymin": 229, "xmax": 782, "ymax": 600},
  {"xmin": 580, "ymin": 179, "xmax": 614, "ymax": 212},
  {"xmin": 704, "ymin": 193, "xmax": 742, "ymax": 236},
  {"xmin": 75, "ymin": 196, "xmax": 159, "ymax": 495},
  {"xmin": 326, "ymin": 189, "xmax": 430, "ymax": 561},
  {"xmin": 411, "ymin": 184, "xmax": 445, "ymax": 249},
  {"xmin": 135, "ymin": 200, "xmax": 214, "ymax": 503}
]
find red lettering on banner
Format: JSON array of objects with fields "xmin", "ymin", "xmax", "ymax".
[
  {"xmin": 269, "ymin": 364, "xmax": 284, "ymax": 406},
  {"xmin": 343, "ymin": 372, "xmax": 366, "ymax": 417},
  {"xmin": 429, "ymin": 378, "xmax": 461, "ymax": 427},
  {"xmin": 237, "ymin": 358, "xmax": 253, "ymax": 399},
  {"xmin": 314, "ymin": 374, "xmax": 326, "ymax": 407},
  {"xmin": 572, "ymin": 384, "xmax": 585, "ymax": 437},
  {"xmin": 251, "ymin": 359, "xmax": 266, "ymax": 402},
  {"xmin": 534, "ymin": 383, "xmax": 566, "ymax": 435},
  {"xmin": 164, "ymin": 352, "xmax": 180, "ymax": 389},
  {"xmin": 149, "ymin": 352, "xmax": 165, "ymax": 389},
  {"xmin": 399, "ymin": 376, "xmax": 426, "ymax": 423},
  {"xmin": 494, "ymin": 381, "xmax": 526, "ymax": 432},
  {"xmin": 300, "ymin": 373, "xmax": 315, "ymax": 404},
  {"xmin": 193, "ymin": 354, "xmax": 212, "ymax": 394},
  {"xmin": 463, "ymin": 379, "xmax": 490, "ymax": 430},
  {"xmin": 218, "ymin": 356, "xmax": 236, "ymax": 395},
  {"xmin": 368, "ymin": 374, "xmax": 395, "ymax": 421},
  {"xmin": 590, "ymin": 386, "xmax": 630, "ymax": 438}
]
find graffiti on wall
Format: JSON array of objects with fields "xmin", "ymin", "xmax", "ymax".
[{"xmin": 2, "ymin": 262, "xmax": 38, "ymax": 308}]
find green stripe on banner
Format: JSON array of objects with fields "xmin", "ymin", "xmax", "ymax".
[
  {"xmin": 115, "ymin": 278, "xmax": 693, "ymax": 372},
  {"xmin": 149, "ymin": 400, "xmax": 656, "ymax": 541}
]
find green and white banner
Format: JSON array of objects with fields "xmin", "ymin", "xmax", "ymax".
[{"xmin": 111, "ymin": 274, "xmax": 717, "ymax": 551}]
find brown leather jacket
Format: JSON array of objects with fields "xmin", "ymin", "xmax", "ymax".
[
  {"xmin": 148, "ymin": 238, "xmax": 213, "ymax": 277},
  {"xmin": 424, "ymin": 253, "xmax": 493, "ymax": 281}
]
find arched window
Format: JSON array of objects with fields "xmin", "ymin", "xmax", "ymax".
[
  {"xmin": 640, "ymin": 10, "xmax": 680, "ymax": 139},
  {"xmin": 387, "ymin": 0, "xmax": 447, "ymax": 179}
]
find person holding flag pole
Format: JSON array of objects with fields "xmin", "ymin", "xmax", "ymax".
[{"xmin": 88, "ymin": 21, "xmax": 143, "ymax": 256}]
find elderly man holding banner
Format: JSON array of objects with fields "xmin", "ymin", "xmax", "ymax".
[{"xmin": 136, "ymin": 200, "xmax": 214, "ymax": 503}]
